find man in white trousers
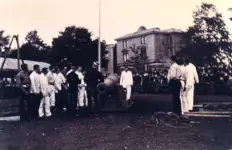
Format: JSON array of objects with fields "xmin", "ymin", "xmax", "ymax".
[
  {"xmin": 76, "ymin": 66, "xmax": 88, "ymax": 108},
  {"xmin": 184, "ymin": 58, "xmax": 199, "ymax": 111},
  {"xmin": 178, "ymin": 58, "xmax": 189, "ymax": 115},
  {"xmin": 39, "ymin": 68, "xmax": 52, "ymax": 118},
  {"xmin": 47, "ymin": 66, "xmax": 56, "ymax": 109},
  {"xmin": 120, "ymin": 66, "xmax": 133, "ymax": 106}
]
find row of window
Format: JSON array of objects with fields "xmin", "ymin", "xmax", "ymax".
[
  {"xmin": 123, "ymin": 35, "xmax": 174, "ymax": 48},
  {"xmin": 123, "ymin": 36, "xmax": 147, "ymax": 48}
]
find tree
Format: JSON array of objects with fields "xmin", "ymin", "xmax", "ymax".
[
  {"xmin": 177, "ymin": 3, "xmax": 231, "ymax": 85},
  {"xmin": 228, "ymin": 8, "xmax": 232, "ymax": 21},
  {"xmin": 0, "ymin": 30, "xmax": 10, "ymax": 53},
  {"xmin": 8, "ymin": 30, "xmax": 51, "ymax": 62},
  {"xmin": 128, "ymin": 44, "xmax": 148, "ymax": 72},
  {"xmin": 178, "ymin": 3, "xmax": 231, "ymax": 64},
  {"xmin": 51, "ymin": 26, "xmax": 108, "ymax": 68}
]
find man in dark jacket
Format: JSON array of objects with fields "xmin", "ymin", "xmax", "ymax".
[
  {"xmin": 66, "ymin": 66, "xmax": 81, "ymax": 116},
  {"xmin": 16, "ymin": 64, "xmax": 31, "ymax": 121},
  {"xmin": 84, "ymin": 61, "xmax": 104, "ymax": 113}
]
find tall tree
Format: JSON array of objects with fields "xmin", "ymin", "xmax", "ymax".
[
  {"xmin": 0, "ymin": 30, "xmax": 10, "ymax": 53},
  {"xmin": 178, "ymin": 3, "xmax": 231, "ymax": 65},
  {"xmin": 228, "ymin": 8, "xmax": 232, "ymax": 21},
  {"xmin": 177, "ymin": 3, "xmax": 231, "ymax": 85},
  {"xmin": 8, "ymin": 30, "xmax": 50, "ymax": 62},
  {"xmin": 51, "ymin": 26, "xmax": 108, "ymax": 68}
]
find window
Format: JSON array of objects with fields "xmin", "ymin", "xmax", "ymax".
[
  {"xmin": 140, "ymin": 36, "xmax": 146, "ymax": 44},
  {"xmin": 140, "ymin": 46, "xmax": 147, "ymax": 58},
  {"xmin": 169, "ymin": 36, "xmax": 173, "ymax": 44},
  {"xmin": 122, "ymin": 49, "xmax": 129, "ymax": 63},
  {"xmin": 123, "ymin": 40, "xmax": 128, "ymax": 48}
]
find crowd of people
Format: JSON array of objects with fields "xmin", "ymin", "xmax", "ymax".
[{"xmin": 16, "ymin": 61, "xmax": 105, "ymax": 121}]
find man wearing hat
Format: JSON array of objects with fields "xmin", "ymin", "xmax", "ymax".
[{"xmin": 84, "ymin": 61, "xmax": 104, "ymax": 113}]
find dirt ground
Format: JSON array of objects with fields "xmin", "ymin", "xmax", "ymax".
[
  {"xmin": 0, "ymin": 112, "xmax": 232, "ymax": 150},
  {"xmin": 0, "ymin": 95, "xmax": 232, "ymax": 150}
]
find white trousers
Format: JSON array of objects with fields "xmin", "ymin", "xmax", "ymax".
[
  {"xmin": 180, "ymin": 80, "xmax": 188, "ymax": 114},
  {"xmin": 48, "ymin": 85, "xmax": 56, "ymax": 107},
  {"xmin": 124, "ymin": 86, "xmax": 132, "ymax": 101},
  {"xmin": 39, "ymin": 96, "xmax": 52, "ymax": 117},
  {"xmin": 78, "ymin": 86, "xmax": 88, "ymax": 107},
  {"xmin": 186, "ymin": 85, "xmax": 195, "ymax": 111}
]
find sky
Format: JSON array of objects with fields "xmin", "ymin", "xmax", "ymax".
[{"xmin": 0, "ymin": 0, "xmax": 231, "ymax": 46}]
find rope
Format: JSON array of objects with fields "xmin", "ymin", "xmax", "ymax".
[{"xmin": 144, "ymin": 112, "xmax": 196, "ymax": 129}]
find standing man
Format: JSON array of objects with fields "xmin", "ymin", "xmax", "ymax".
[
  {"xmin": 47, "ymin": 66, "xmax": 56, "ymax": 110},
  {"xmin": 120, "ymin": 66, "xmax": 133, "ymax": 106},
  {"xmin": 184, "ymin": 58, "xmax": 199, "ymax": 111},
  {"xmin": 167, "ymin": 56, "xmax": 182, "ymax": 115},
  {"xmin": 16, "ymin": 64, "xmax": 31, "ymax": 121},
  {"xmin": 29, "ymin": 64, "xmax": 42, "ymax": 120},
  {"xmin": 66, "ymin": 66, "xmax": 81, "ymax": 116},
  {"xmin": 39, "ymin": 68, "xmax": 52, "ymax": 118},
  {"xmin": 75, "ymin": 66, "xmax": 86, "ymax": 108},
  {"xmin": 84, "ymin": 61, "xmax": 104, "ymax": 113},
  {"xmin": 178, "ymin": 59, "xmax": 188, "ymax": 115},
  {"xmin": 54, "ymin": 67, "xmax": 66, "ymax": 113}
]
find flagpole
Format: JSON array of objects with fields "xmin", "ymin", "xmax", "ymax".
[{"xmin": 98, "ymin": 0, "xmax": 101, "ymax": 72}]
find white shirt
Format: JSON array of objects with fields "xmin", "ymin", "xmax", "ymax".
[
  {"xmin": 30, "ymin": 71, "xmax": 41, "ymax": 94},
  {"xmin": 179, "ymin": 65, "xmax": 187, "ymax": 81},
  {"xmin": 54, "ymin": 72, "xmax": 66, "ymax": 92},
  {"xmin": 120, "ymin": 70, "xmax": 133, "ymax": 88},
  {"xmin": 185, "ymin": 63, "xmax": 199, "ymax": 86},
  {"xmin": 167, "ymin": 63, "xmax": 182, "ymax": 82},
  {"xmin": 46, "ymin": 71, "xmax": 55, "ymax": 85},
  {"xmin": 40, "ymin": 73, "xmax": 49, "ymax": 96},
  {"xmin": 76, "ymin": 71, "xmax": 85, "ymax": 85}
]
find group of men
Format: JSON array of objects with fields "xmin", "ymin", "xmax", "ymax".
[
  {"xmin": 16, "ymin": 61, "xmax": 104, "ymax": 121},
  {"xmin": 167, "ymin": 56, "xmax": 199, "ymax": 115}
]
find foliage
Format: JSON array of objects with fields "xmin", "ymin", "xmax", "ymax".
[
  {"xmin": 128, "ymin": 44, "xmax": 148, "ymax": 72},
  {"xmin": 51, "ymin": 26, "xmax": 108, "ymax": 69},
  {"xmin": 8, "ymin": 30, "xmax": 51, "ymax": 62},
  {"xmin": 177, "ymin": 3, "xmax": 232, "ymax": 84},
  {"xmin": 229, "ymin": 8, "xmax": 232, "ymax": 21},
  {"xmin": 0, "ymin": 30, "xmax": 10, "ymax": 52}
]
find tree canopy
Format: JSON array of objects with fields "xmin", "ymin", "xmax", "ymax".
[
  {"xmin": 0, "ymin": 30, "xmax": 10, "ymax": 52},
  {"xmin": 6, "ymin": 26, "xmax": 109, "ymax": 69},
  {"xmin": 51, "ymin": 26, "xmax": 108, "ymax": 68},
  {"xmin": 177, "ymin": 3, "xmax": 232, "ymax": 84},
  {"xmin": 8, "ymin": 30, "xmax": 51, "ymax": 62}
]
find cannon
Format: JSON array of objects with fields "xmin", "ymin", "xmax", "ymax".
[{"xmin": 96, "ymin": 74, "xmax": 128, "ymax": 110}]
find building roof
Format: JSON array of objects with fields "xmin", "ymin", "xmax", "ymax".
[
  {"xmin": 115, "ymin": 28, "xmax": 184, "ymax": 41},
  {"xmin": 0, "ymin": 57, "xmax": 50, "ymax": 71}
]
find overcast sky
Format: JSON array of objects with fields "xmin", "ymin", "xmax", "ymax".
[{"xmin": 0, "ymin": 0, "xmax": 231, "ymax": 46}]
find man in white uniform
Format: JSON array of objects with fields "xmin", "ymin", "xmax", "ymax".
[
  {"xmin": 184, "ymin": 58, "xmax": 199, "ymax": 111},
  {"xmin": 47, "ymin": 66, "xmax": 56, "ymax": 109},
  {"xmin": 29, "ymin": 64, "xmax": 42, "ymax": 120},
  {"xmin": 178, "ymin": 59, "xmax": 188, "ymax": 115},
  {"xmin": 76, "ymin": 66, "xmax": 88, "ymax": 107},
  {"xmin": 39, "ymin": 68, "xmax": 52, "ymax": 118},
  {"xmin": 54, "ymin": 67, "xmax": 66, "ymax": 113},
  {"xmin": 120, "ymin": 66, "xmax": 133, "ymax": 105}
]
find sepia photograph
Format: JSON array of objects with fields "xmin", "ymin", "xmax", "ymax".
[{"xmin": 0, "ymin": 0, "xmax": 232, "ymax": 149}]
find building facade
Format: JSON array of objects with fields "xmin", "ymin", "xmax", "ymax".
[
  {"xmin": 115, "ymin": 26, "xmax": 186, "ymax": 73},
  {"xmin": 105, "ymin": 44, "xmax": 117, "ymax": 74}
]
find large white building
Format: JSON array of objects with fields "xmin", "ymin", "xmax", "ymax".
[{"xmin": 115, "ymin": 26, "xmax": 186, "ymax": 73}]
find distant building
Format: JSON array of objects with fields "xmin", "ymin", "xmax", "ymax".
[
  {"xmin": 115, "ymin": 26, "xmax": 186, "ymax": 72},
  {"xmin": 105, "ymin": 44, "xmax": 117, "ymax": 73}
]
